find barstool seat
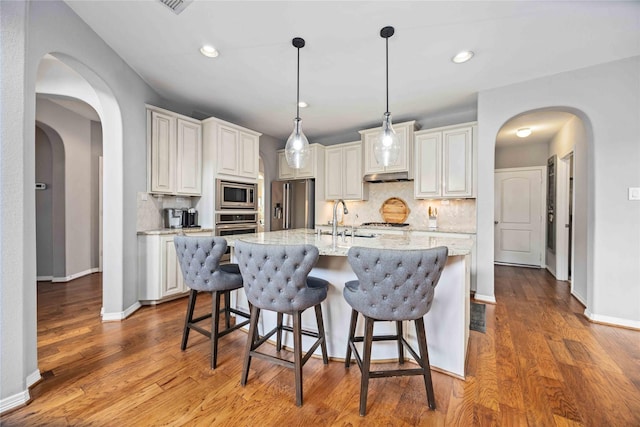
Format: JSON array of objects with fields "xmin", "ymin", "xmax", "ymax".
[
  {"xmin": 174, "ymin": 235, "xmax": 250, "ymax": 369},
  {"xmin": 234, "ymin": 240, "xmax": 329, "ymax": 407},
  {"xmin": 344, "ymin": 245, "xmax": 448, "ymax": 416}
]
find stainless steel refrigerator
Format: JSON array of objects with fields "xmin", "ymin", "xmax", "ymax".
[{"xmin": 271, "ymin": 179, "xmax": 315, "ymax": 231}]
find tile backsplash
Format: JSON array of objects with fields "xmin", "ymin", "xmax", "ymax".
[
  {"xmin": 136, "ymin": 192, "xmax": 194, "ymax": 231},
  {"xmin": 317, "ymin": 181, "xmax": 476, "ymax": 230}
]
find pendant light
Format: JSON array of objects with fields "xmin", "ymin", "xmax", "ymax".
[
  {"xmin": 373, "ymin": 26, "xmax": 400, "ymax": 167},
  {"xmin": 285, "ymin": 37, "xmax": 310, "ymax": 169}
]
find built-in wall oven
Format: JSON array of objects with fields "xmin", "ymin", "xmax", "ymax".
[
  {"xmin": 216, "ymin": 179, "xmax": 257, "ymax": 210},
  {"xmin": 215, "ymin": 212, "xmax": 258, "ymax": 263}
]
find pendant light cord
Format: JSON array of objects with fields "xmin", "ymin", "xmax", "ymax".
[
  {"xmin": 385, "ymin": 35, "xmax": 389, "ymax": 115},
  {"xmin": 296, "ymin": 46, "xmax": 300, "ymax": 120}
]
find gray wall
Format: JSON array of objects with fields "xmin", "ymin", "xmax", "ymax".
[
  {"xmin": 35, "ymin": 127, "xmax": 53, "ymax": 278},
  {"xmin": 258, "ymin": 133, "xmax": 282, "ymax": 231},
  {"xmin": 495, "ymin": 142, "xmax": 549, "ymax": 169},
  {"xmin": 477, "ymin": 56, "xmax": 640, "ymax": 326}
]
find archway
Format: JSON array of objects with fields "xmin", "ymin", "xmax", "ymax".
[{"xmin": 36, "ymin": 53, "xmax": 125, "ymax": 319}]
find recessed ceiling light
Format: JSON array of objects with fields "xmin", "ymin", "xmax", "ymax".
[
  {"xmin": 516, "ymin": 128, "xmax": 532, "ymax": 138},
  {"xmin": 452, "ymin": 50, "xmax": 474, "ymax": 64},
  {"xmin": 200, "ymin": 45, "xmax": 219, "ymax": 58},
  {"xmin": 298, "ymin": 101, "xmax": 308, "ymax": 108}
]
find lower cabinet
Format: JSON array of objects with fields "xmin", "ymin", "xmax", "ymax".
[{"xmin": 138, "ymin": 232, "xmax": 210, "ymax": 304}]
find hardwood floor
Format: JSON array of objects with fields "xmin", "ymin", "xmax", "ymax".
[{"xmin": 2, "ymin": 266, "xmax": 639, "ymax": 426}]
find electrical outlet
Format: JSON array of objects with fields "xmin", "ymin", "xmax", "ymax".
[{"xmin": 629, "ymin": 187, "xmax": 640, "ymax": 201}]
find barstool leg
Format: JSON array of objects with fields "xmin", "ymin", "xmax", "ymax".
[
  {"xmin": 345, "ymin": 309, "xmax": 358, "ymax": 368},
  {"xmin": 293, "ymin": 311, "xmax": 303, "ymax": 406},
  {"xmin": 181, "ymin": 290, "xmax": 198, "ymax": 351},
  {"xmin": 396, "ymin": 320, "xmax": 404, "ymax": 364},
  {"xmin": 224, "ymin": 292, "xmax": 231, "ymax": 329},
  {"xmin": 276, "ymin": 312, "xmax": 284, "ymax": 351},
  {"xmin": 314, "ymin": 304, "xmax": 329, "ymax": 365},
  {"xmin": 359, "ymin": 316, "xmax": 374, "ymax": 416},
  {"xmin": 415, "ymin": 317, "xmax": 436, "ymax": 410},
  {"xmin": 211, "ymin": 290, "xmax": 221, "ymax": 369},
  {"xmin": 241, "ymin": 305, "xmax": 260, "ymax": 386}
]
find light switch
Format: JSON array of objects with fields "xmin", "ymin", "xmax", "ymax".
[{"xmin": 629, "ymin": 187, "xmax": 640, "ymax": 201}]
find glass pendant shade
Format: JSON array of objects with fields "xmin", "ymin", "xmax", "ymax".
[
  {"xmin": 285, "ymin": 117, "xmax": 310, "ymax": 169},
  {"xmin": 374, "ymin": 112, "xmax": 400, "ymax": 166}
]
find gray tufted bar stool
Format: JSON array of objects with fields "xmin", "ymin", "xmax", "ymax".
[
  {"xmin": 174, "ymin": 236, "xmax": 250, "ymax": 369},
  {"xmin": 344, "ymin": 245, "xmax": 448, "ymax": 416},
  {"xmin": 234, "ymin": 240, "xmax": 329, "ymax": 407}
]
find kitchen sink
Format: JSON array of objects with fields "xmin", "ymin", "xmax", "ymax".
[{"xmin": 317, "ymin": 230, "xmax": 377, "ymax": 238}]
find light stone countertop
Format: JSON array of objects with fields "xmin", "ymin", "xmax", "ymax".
[
  {"xmin": 315, "ymin": 223, "xmax": 476, "ymax": 235},
  {"xmin": 137, "ymin": 228, "xmax": 214, "ymax": 236},
  {"xmin": 226, "ymin": 228, "xmax": 472, "ymax": 257}
]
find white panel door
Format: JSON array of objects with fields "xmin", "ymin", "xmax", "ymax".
[
  {"xmin": 238, "ymin": 132, "xmax": 258, "ymax": 178},
  {"xmin": 325, "ymin": 146, "xmax": 344, "ymax": 200},
  {"xmin": 217, "ymin": 125, "xmax": 239, "ymax": 176},
  {"xmin": 442, "ymin": 126, "xmax": 473, "ymax": 197},
  {"xmin": 151, "ymin": 111, "xmax": 175, "ymax": 193},
  {"xmin": 342, "ymin": 144, "xmax": 363, "ymax": 199},
  {"xmin": 414, "ymin": 131, "xmax": 441, "ymax": 198},
  {"xmin": 176, "ymin": 119, "xmax": 202, "ymax": 195},
  {"xmin": 495, "ymin": 168, "xmax": 544, "ymax": 266}
]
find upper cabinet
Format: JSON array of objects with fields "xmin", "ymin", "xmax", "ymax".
[
  {"xmin": 205, "ymin": 118, "xmax": 261, "ymax": 180},
  {"xmin": 147, "ymin": 105, "xmax": 202, "ymax": 196},
  {"xmin": 325, "ymin": 141, "xmax": 368, "ymax": 201},
  {"xmin": 277, "ymin": 144, "xmax": 325, "ymax": 180},
  {"xmin": 359, "ymin": 121, "xmax": 418, "ymax": 177},
  {"xmin": 414, "ymin": 122, "xmax": 476, "ymax": 199}
]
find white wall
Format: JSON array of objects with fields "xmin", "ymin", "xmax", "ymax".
[
  {"xmin": 495, "ymin": 142, "xmax": 549, "ymax": 169},
  {"xmin": 477, "ymin": 56, "xmax": 640, "ymax": 327}
]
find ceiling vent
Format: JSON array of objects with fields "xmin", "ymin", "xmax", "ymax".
[{"xmin": 158, "ymin": 0, "xmax": 193, "ymax": 15}]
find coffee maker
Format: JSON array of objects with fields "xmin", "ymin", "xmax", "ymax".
[
  {"xmin": 163, "ymin": 208, "xmax": 184, "ymax": 229},
  {"xmin": 182, "ymin": 208, "xmax": 199, "ymax": 228}
]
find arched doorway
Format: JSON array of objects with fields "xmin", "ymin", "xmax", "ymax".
[
  {"xmin": 36, "ymin": 53, "xmax": 125, "ymax": 319},
  {"xmin": 492, "ymin": 107, "xmax": 589, "ymax": 308}
]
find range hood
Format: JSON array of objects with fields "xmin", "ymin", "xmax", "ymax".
[{"xmin": 363, "ymin": 171, "xmax": 412, "ymax": 183}]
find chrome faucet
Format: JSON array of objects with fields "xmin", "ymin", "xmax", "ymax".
[{"xmin": 332, "ymin": 199, "xmax": 348, "ymax": 239}]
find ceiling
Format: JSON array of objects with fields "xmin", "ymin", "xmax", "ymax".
[{"xmin": 64, "ymin": 1, "xmax": 640, "ymax": 144}]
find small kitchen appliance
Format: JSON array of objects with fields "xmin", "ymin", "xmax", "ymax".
[
  {"xmin": 182, "ymin": 208, "xmax": 199, "ymax": 228},
  {"xmin": 163, "ymin": 208, "xmax": 184, "ymax": 229}
]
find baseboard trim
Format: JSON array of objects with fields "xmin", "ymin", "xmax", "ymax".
[
  {"xmin": 36, "ymin": 275, "xmax": 53, "ymax": 281},
  {"xmin": 52, "ymin": 268, "xmax": 100, "ymax": 283},
  {"xmin": 473, "ymin": 293, "xmax": 497, "ymax": 304},
  {"xmin": 584, "ymin": 310, "xmax": 640, "ymax": 330},
  {"xmin": 0, "ymin": 369, "xmax": 41, "ymax": 414},
  {"xmin": 571, "ymin": 291, "xmax": 587, "ymax": 307},
  {"xmin": 101, "ymin": 301, "xmax": 142, "ymax": 322}
]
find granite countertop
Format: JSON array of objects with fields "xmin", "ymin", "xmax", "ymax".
[
  {"xmin": 226, "ymin": 229, "xmax": 472, "ymax": 257},
  {"xmin": 315, "ymin": 223, "xmax": 476, "ymax": 235},
  {"xmin": 137, "ymin": 228, "xmax": 214, "ymax": 236}
]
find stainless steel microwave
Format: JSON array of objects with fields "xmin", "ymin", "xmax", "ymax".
[{"xmin": 216, "ymin": 179, "xmax": 257, "ymax": 210}]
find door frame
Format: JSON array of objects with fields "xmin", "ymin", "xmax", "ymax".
[
  {"xmin": 494, "ymin": 166, "xmax": 547, "ymax": 267},
  {"xmin": 554, "ymin": 150, "xmax": 575, "ymax": 283}
]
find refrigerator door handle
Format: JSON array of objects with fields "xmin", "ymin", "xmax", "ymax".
[{"xmin": 283, "ymin": 182, "xmax": 290, "ymax": 229}]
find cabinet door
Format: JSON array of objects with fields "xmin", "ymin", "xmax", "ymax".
[
  {"xmin": 161, "ymin": 236, "xmax": 186, "ymax": 297},
  {"xmin": 415, "ymin": 132, "xmax": 442, "ymax": 198},
  {"xmin": 238, "ymin": 132, "xmax": 259, "ymax": 178},
  {"xmin": 176, "ymin": 119, "xmax": 202, "ymax": 195},
  {"xmin": 278, "ymin": 151, "xmax": 295, "ymax": 179},
  {"xmin": 382, "ymin": 125, "xmax": 410, "ymax": 173},
  {"xmin": 325, "ymin": 146, "xmax": 344, "ymax": 200},
  {"xmin": 295, "ymin": 145, "xmax": 316, "ymax": 178},
  {"xmin": 363, "ymin": 132, "xmax": 385, "ymax": 175},
  {"xmin": 443, "ymin": 126, "xmax": 473, "ymax": 197},
  {"xmin": 217, "ymin": 124, "xmax": 240, "ymax": 176},
  {"xmin": 343, "ymin": 144, "xmax": 363, "ymax": 199},
  {"xmin": 151, "ymin": 111, "xmax": 176, "ymax": 193}
]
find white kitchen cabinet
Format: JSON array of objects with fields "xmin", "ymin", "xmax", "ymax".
[
  {"xmin": 359, "ymin": 121, "xmax": 417, "ymax": 177},
  {"xmin": 415, "ymin": 122, "xmax": 476, "ymax": 199},
  {"xmin": 147, "ymin": 105, "xmax": 202, "ymax": 195},
  {"xmin": 277, "ymin": 143, "xmax": 325, "ymax": 180},
  {"xmin": 325, "ymin": 141, "xmax": 368, "ymax": 200},
  {"xmin": 138, "ymin": 231, "xmax": 210, "ymax": 304},
  {"xmin": 214, "ymin": 121, "xmax": 260, "ymax": 179}
]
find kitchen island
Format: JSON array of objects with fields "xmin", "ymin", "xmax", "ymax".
[{"xmin": 227, "ymin": 229, "xmax": 473, "ymax": 379}]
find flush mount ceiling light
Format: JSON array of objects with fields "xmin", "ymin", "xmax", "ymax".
[
  {"xmin": 516, "ymin": 128, "xmax": 532, "ymax": 138},
  {"xmin": 284, "ymin": 37, "xmax": 310, "ymax": 169},
  {"xmin": 200, "ymin": 45, "xmax": 219, "ymax": 58},
  {"xmin": 373, "ymin": 26, "xmax": 400, "ymax": 167},
  {"xmin": 452, "ymin": 50, "xmax": 474, "ymax": 64}
]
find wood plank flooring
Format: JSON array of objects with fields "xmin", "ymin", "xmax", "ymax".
[{"xmin": 2, "ymin": 266, "xmax": 639, "ymax": 426}]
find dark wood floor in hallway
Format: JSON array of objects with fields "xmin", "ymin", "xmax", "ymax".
[{"xmin": 2, "ymin": 266, "xmax": 639, "ymax": 426}]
